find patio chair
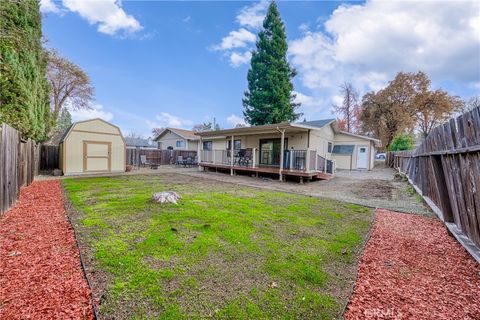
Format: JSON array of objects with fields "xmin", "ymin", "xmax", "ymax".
[
  {"xmin": 140, "ymin": 155, "xmax": 150, "ymax": 167},
  {"xmin": 175, "ymin": 155, "xmax": 184, "ymax": 167},
  {"xmin": 235, "ymin": 149, "xmax": 246, "ymax": 166},
  {"xmin": 242, "ymin": 148, "xmax": 253, "ymax": 167},
  {"xmin": 186, "ymin": 157, "xmax": 193, "ymax": 167}
]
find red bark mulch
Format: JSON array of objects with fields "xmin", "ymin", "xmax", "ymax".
[
  {"xmin": 0, "ymin": 180, "xmax": 93, "ymax": 319},
  {"xmin": 345, "ymin": 208, "xmax": 480, "ymax": 320}
]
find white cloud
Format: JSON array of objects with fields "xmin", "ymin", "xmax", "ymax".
[
  {"xmin": 40, "ymin": 0, "xmax": 60, "ymax": 13},
  {"xmin": 226, "ymin": 114, "xmax": 246, "ymax": 127},
  {"xmin": 213, "ymin": 28, "xmax": 256, "ymax": 51},
  {"xmin": 293, "ymin": 91, "xmax": 328, "ymax": 120},
  {"xmin": 290, "ymin": 0, "xmax": 480, "ymax": 94},
  {"xmin": 70, "ymin": 104, "xmax": 113, "ymax": 122},
  {"xmin": 147, "ymin": 112, "xmax": 193, "ymax": 129},
  {"xmin": 212, "ymin": 1, "xmax": 268, "ymax": 67},
  {"xmin": 236, "ymin": 0, "xmax": 269, "ymax": 29},
  {"xmin": 62, "ymin": 0, "xmax": 142, "ymax": 36},
  {"xmin": 230, "ymin": 51, "xmax": 252, "ymax": 68},
  {"xmin": 298, "ymin": 23, "xmax": 309, "ymax": 33}
]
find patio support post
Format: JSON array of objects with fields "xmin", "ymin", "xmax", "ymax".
[
  {"xmin": 198, "ymin": 136, "xmax": 202, "ymax": 171},
  {"xmin": 252, "ymin": 148, "xmax": 256, "ymax": 168},
  {"xmin": 306, "ymin": 148, "xmax": 311, "ymax": 172},
  {"xmin": 289, "ymin": 149, "xmax": 293, "ymax": 170},
  {"xmin": 230, "ymin": 135, "xmax": 234, "ymax": 175},
  {"xmin": 277, "ymin": 128, "xmax": 285, "ymax": 181}
]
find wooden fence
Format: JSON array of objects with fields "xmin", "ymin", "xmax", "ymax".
[
  {"xmin": 0, "ymin": 123, "xmax": 40, "ymax": 215},
  {"xmin": 126, "ymin": 148, "xmax": 197, "ymax": 166},
  {"xmin": 40, "ymin": 145, "xmax": 59, "ymax": 171},
  {"xmin": 387, "ymin": 106, "xmax": 480, "ymax": 262}
]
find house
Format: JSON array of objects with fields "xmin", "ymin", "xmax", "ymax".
[
  {"xmin": 125, "ymin": 137, "xmax": 156, "ymax": 149},
  {"xmin": 153, "ymin": 128, "xmax": 199, "ymax": 151},
  {"xmin": 59, "ymin": 118, "xmax": 126, "ymax": 175},
  {"xmin": 195, "ymin": 119, "xmax": 379, "ymax": 181}
]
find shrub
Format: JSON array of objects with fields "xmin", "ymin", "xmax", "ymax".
[{"xmin": 389, "ymin": 134, "xmax": 414, "ymax": 151}]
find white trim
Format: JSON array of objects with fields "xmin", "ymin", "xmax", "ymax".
[{"xmin": 337, "ymin": 130, "xmax": 380, "ymax": 143}]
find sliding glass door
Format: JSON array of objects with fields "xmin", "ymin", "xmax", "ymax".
[{"xmin": 259, "ymin": 138, "xmax": 288, "ymax": 166}]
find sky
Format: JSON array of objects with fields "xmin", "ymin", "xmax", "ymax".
[{"xmin": 40, "ymin": 0, "xmax": 480, "ymax": 137}]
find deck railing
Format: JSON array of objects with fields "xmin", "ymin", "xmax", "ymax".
[{"xmin": 200, "ymin": 149, "xmax": 327, "ymax": 172}]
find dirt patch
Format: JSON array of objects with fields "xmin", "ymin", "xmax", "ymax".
[
  {"xmin": 0, "ymin": 181, "xmax": 93, "ymax": 319},
  {"xmin": 351, "ymin": 180, "xmax": 395, "ymax": 200},
  {"xmin": 345, "ymin": 209, "xmax": 480, "ymax": 319}
]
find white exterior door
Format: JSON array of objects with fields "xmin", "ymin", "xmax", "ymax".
[{"xmin": 356, "ymin": 145, "xmax": 368, "ymax": 169}]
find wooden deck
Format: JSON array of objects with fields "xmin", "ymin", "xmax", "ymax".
[{"xmin": 199, "ymin": 162, "xmax": 333, "ymax": 180}]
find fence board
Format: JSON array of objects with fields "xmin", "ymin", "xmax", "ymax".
[
  {"xmin": 0, "ymin": 123, "xmax": 39, "ymax": 215},
  {"xmin": 126, "ymin": 148, "xmax": 197, "ymax": 166},
  {"xmin": 387, "ymin": 106, "xmax": 480, "ymax": 262},
  {"xmin": 40, "ymin": 145, "xmax": 59, "ymax": 170}
]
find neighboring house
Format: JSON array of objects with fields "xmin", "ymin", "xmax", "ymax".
[
  {"xmin": 195, "ymin": 119, "xmax": 380, "ymax": 181},
  {"xmin": 153, "ymin": 128, "xmax": 199, "ymax": 151},
  {"xmin": 125, "ymin": 137, "xmax": 156, "ymax": 149}
]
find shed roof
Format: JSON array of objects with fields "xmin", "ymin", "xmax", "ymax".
[{"xmin": 59, "ymin": 118, "xmax": 124, "ymax": 144}]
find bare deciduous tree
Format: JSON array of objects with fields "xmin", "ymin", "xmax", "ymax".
[
  {"xmin": 332, "ymin": 82, "xmax": 360, "ymax": 132},
  {"xmin": 46, "ymin": 49, "xmax": 94, "ymax": 123},
  {"xmin": 413, "ymin": 74, "xmax": 463, "ymax": 137},
  {"xmin": 462, "ymin": 95, "xmax": 480, "ymax": 112},
  {"xmin": 151, "ymin": 127, "xmax": 164, "ymax": 138}
]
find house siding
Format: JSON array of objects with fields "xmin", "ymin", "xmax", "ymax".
[
  {"xmin": 332, "ymin": 133, "xmax": 376, "ymax": 170},
  {"xmin": 157, "ymin": 131, "xmax": 198, "ymax": 151},
  {"xmin": 309, "ymin": 125, "xmax": 335, "ymax": 160}
]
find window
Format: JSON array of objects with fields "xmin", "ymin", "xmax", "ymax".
[
  {"xmin": 327, "ymin": 142, "xmax": 333, "ymax": 153},
  {"xmin": 332, "ymin": 145, "xmax": 355, "ymax": 155},
  {"xmin": 176, "ymin": 140, "xmax": 185, "ymax": 148},
  {"xmin": 359, "ymin": 147, "xmax": 366, "ymax": 153},
  {"xmin": 203, "ymin": 141, "xmax": 212, "ymax": 151},
  {"xmin": 227, "ymin": 139, "xmax": 242, "ymax": 150}
]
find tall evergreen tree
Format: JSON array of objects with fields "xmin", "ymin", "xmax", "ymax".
[
  {"xmin": 55, "ymin": 108, "xmax": 73, "ymax": 132},
  {"xmin": 0, "ymin": 0, "xmax": 50, "ymax": 141},
  {"xmin": 243, "ymin": 1, "xmax": 300, "ymax": 125}
]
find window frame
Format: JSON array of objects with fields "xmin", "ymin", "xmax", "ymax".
[
  {"xmin": 202, "ymin": 141, "xmax": 213, "ymax": 151},
  {"xmin": 176, "ymin": 140, "xmax": 185, "ymax": 148},
  {"xmin": 227, "ymin": 139, "xmax": 242, "ymax": 150},
  {"xmin": 327, "ymin": 142, "xmax": 333, "ymax": 153}
]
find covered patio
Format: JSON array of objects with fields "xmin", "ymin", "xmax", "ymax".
[{"xmin": 195, "ymin": 122, "xmax": 333, "ymax": 182}]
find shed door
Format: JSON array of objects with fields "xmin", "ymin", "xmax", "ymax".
[
  {"xmin": 356, "ymin": 145, "xmax": 368, "ymax": 169},
  {"xmin": 83, "ymin": 141, "xmax": 111, "ymax": 172}
]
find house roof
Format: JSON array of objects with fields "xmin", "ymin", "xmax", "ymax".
[
  {"xmin": 125, "ymin": 137, "xmax": 153, "ymax": 147},
  {"xmin": 297, "ymin": 119, "xmax": 336, "ymax": 128},
  {"xmin": 336, "ymin": 130, "xmax": 381, "ymax": 144},
  {"xmin": 154, "ymin": 128, "xmax": 198, "ymax": 141},
  {"xmin": 195, "ymin": 119, "xmax": 336, "ymax": 137}
]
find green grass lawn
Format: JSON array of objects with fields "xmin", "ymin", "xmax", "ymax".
[{"xmin": 63, "ymin": 174, "xmax": 373, "ymax": 319}]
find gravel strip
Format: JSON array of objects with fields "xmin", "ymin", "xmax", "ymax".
[
  {"xmin": 345, "ymin": 208, "xmax": 480, "ymax": 319},
  {"xmin": 0, "ymin": 181, "xmax": 93, "ymax": 319}
]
